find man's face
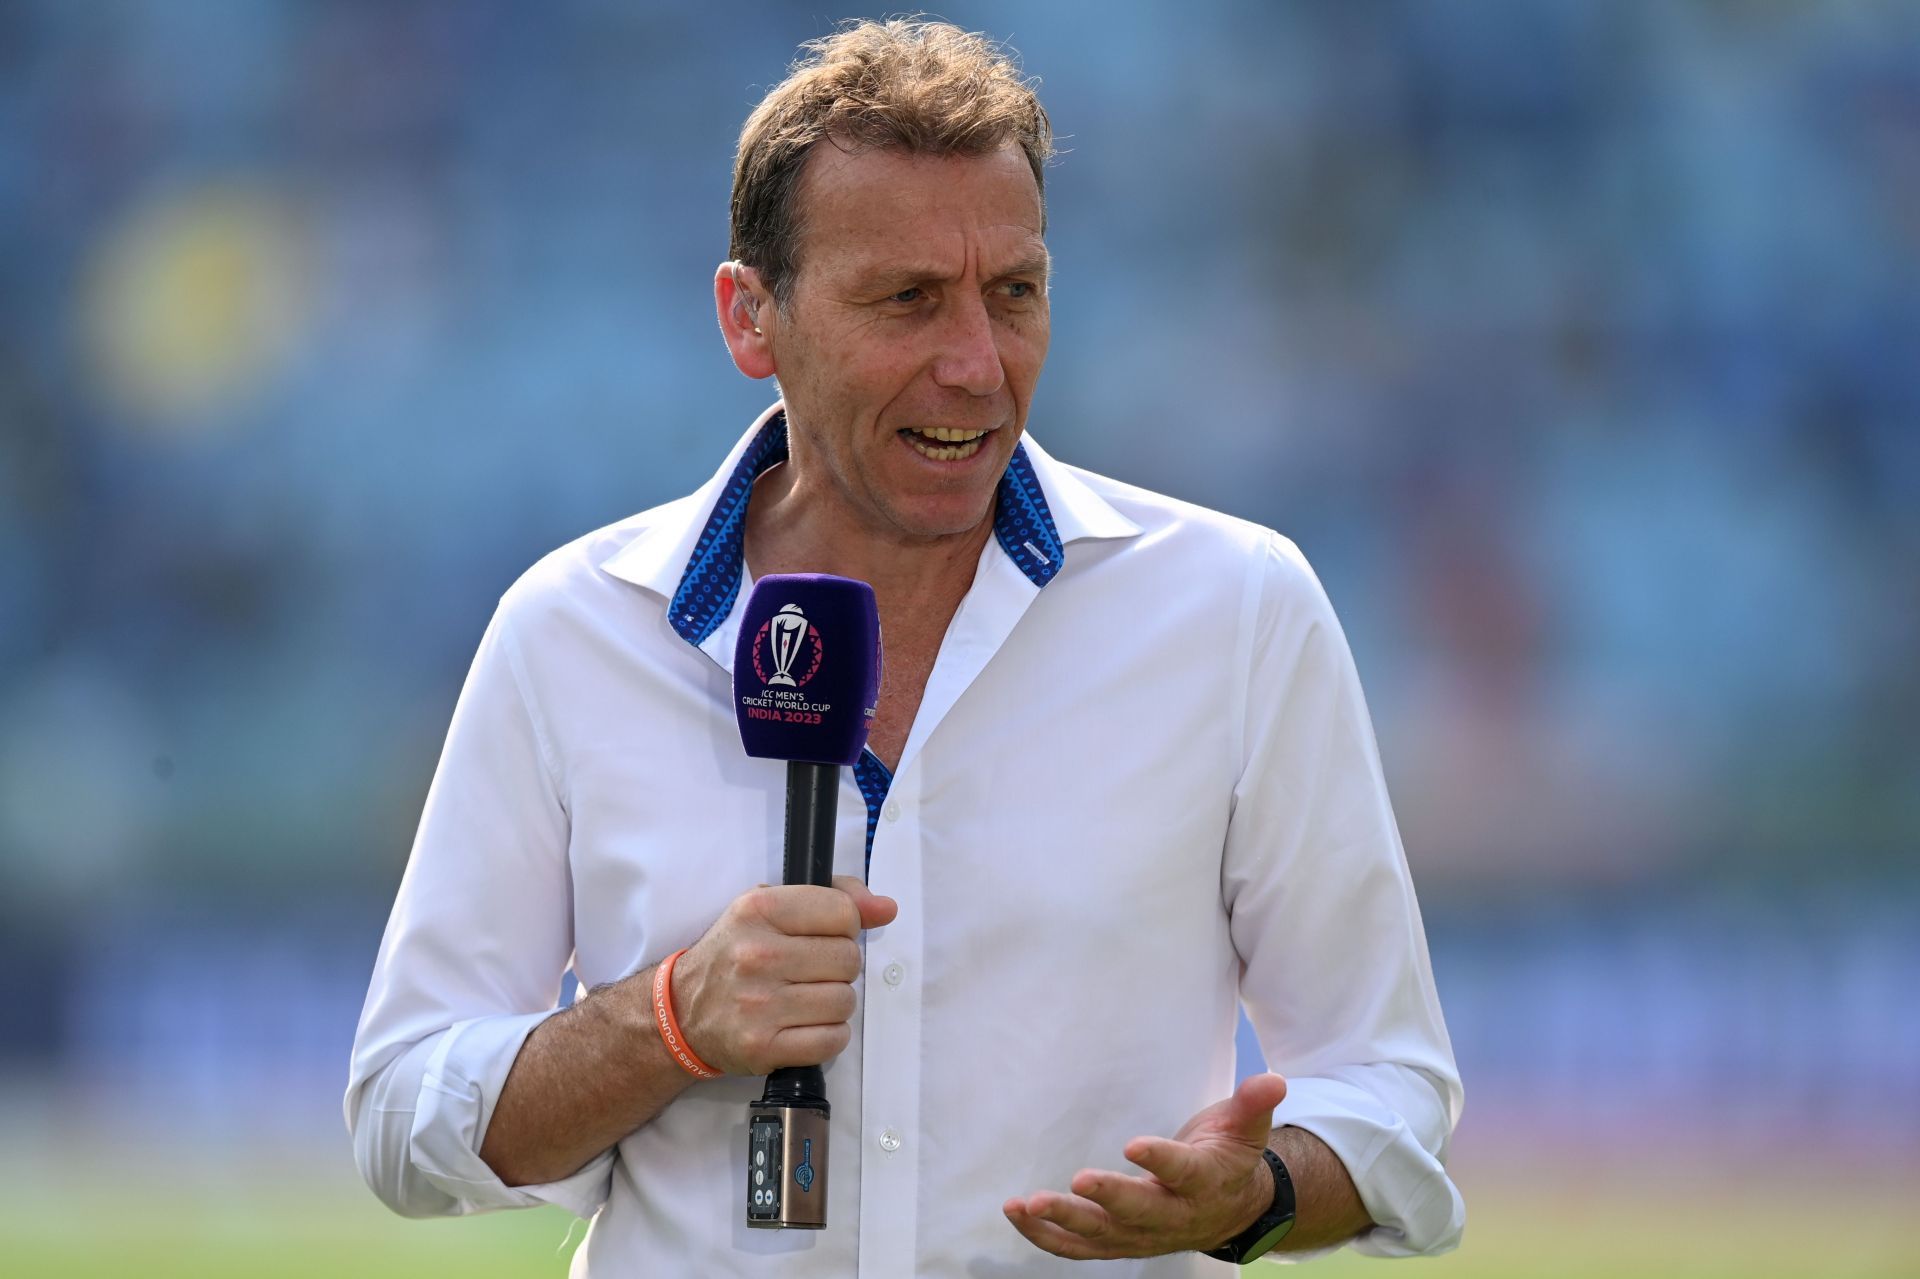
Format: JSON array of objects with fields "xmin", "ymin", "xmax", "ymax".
[{"xmin": 768, "ymin": 141, "xmax": 1051, "ymax": 544}]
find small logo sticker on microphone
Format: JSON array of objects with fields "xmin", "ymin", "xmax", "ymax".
[{"xmin": 795, "ymin": 1137, "xmax": 815, "ymax": 1193}]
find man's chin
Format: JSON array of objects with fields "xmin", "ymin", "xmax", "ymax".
[
  {"xmin": 879, "ymin": 492, "xmax": 1001, "ymax": 544},
  {"xmin": 867, "ymin": 459, "xmax": 1009, "ymax": 541}
]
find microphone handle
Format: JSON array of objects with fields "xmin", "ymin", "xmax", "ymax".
[
  {"xmin": 784, "ymin": 761, "xmax": 839, "ymax": 887},
  {"xmin": 765, "ymin": 759, "xmax": 840, "ymax": 1110}
]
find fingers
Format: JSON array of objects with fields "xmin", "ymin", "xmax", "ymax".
[
  {"xmin": 1003, "ymin": 1194, "xmax": 1114, "ymax": 1261},
  {"xmin": 763, "ymin": 1019, "xmax": 853, "ymax": 1069},
  {"xmin": 1121, "ymin": 1136, "xmax": 1209, "ymax": 1192},
  {"xmin": 1002, "ymin": 1180, "xmax": 1185, "ymax": 1261},
  {"xmin": 751, "ymin": 884, "xmax": 861, "ymax": 937},
  {"xmin": 1071, "ymin": 1167, "xmax": 1173, "ymax": 1225},
  {"xmin": 1162, "ymin": 1071, "xmax": 1287, "ymax": 1150},
  {"xmin": 777, "ymin": 979, "xmax": 859, "ymax": 1026},
  {"xmin": 735, "ymin": 934, "xmax": 861, "ymax": 984},
  {"xmin": 711, "ymin": 980, "xmax": 859, "ymax": 1074},
  {"xmin": 1022, "ymin": 1189, "xmax": 1113, "ymax": 1238},
  {"xmin": 1229, "ymin": 1071, "xmax": 1289, "ymax": 1127},
  {"xmin": 755, "ymin": 881, "xmax": 899, "ymax": 938},
  {"xmin": 832, "ymin": 874, "xmax": 900, "ymax": 930},
  {"xmin": 1007, "ymin": 1164, "xmax": 1256, "ymax": 1259},
  {"xmin": 855, "ymin": 890, "xmax": 899, "ymax": 929},
  {"xmin": 1117, "ymin": 1074, "xmax": 1286, "ymax": 1190}
]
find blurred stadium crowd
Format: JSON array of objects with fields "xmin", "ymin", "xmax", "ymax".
[{"xmin": 1, "ymin": 0, "xmax": 1915, "ymax": 1153}]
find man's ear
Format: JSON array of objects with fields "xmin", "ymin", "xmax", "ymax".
[{"xmin": 715, "ymin": 261, "xmax": 776, "ymax": 380}]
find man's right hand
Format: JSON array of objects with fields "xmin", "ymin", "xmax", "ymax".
[
  {"xmin": 479, "ymin": 875, "xmax": 894, "ymax": 1187},
  {"xmin": 668, "ymin": 874, "xmax": 897, "ymax": 1076}
]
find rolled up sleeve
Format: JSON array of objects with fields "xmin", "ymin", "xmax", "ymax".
[
  {"xmin": 1272, "ymin": 1066, "xmax": 1463, "ymax": 1257},
  {"xmin": 1225, "ymin": 533, "xmax": 1465, "ymax": 1258},
  {"xmin": 345, "ymin": 599, "xmax": 610, "ymax": 1221}
]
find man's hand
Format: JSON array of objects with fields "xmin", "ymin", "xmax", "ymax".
[
  {"xmin": 1002, "ymin": 1072, "xmax": 1289, "ymax": 1261},
  {"xmin": 671, "ymin": 874, "xmax": 898, "ymax": 1076}
]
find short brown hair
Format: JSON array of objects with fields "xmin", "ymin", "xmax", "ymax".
[{"xmin": 729, "ymin": 19, "xmax": 1054, "ymax": 306}]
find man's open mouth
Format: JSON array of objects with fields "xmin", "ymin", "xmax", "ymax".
[{"xmin": 899, "ymin": 426, "xmax": 990, "ymax": 462}]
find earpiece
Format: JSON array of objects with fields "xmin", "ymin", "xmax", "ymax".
[{"xmin": 730, "ymin": 262, "xmax": 763, "ymax": 335}]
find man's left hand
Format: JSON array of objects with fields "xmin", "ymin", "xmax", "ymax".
[{"xmin": 1002, "ymin": 1072, "xmax": 1289, "ymax": 1260}]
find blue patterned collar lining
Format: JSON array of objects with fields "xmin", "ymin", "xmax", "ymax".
[{"xmin": 669, "ymin": 411, "xmax": 1065, "ymax": 647}]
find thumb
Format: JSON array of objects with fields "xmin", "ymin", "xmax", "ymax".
[
  {"xmin": 1222, "ymin": 1072, "xmax": 1288, "ymax": 1141},
  {"xmin": 832, "ymin": 874, "xmax": 899, "ymax": 930}
]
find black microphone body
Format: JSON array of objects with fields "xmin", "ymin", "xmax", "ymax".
[
  {"xmin": 784, "ymin": 760, "xmax": 840, "ymax": 889},
  {"xmin": 733, "ymin": 575, "xmax": 881, "ymax": 1231}
]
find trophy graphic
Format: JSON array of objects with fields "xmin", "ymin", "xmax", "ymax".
[{"xmin": 766, "ymin": 604, "xmax": 809, "ymax": 687}]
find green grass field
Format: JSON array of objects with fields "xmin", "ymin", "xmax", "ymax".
[{"xmin": 2, "ymin": 1140, "xmax": 1914, "ymax": 1277}]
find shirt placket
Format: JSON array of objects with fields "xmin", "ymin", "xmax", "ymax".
[{"xmin": 858, "ymin": 759, "xmax": 923, "ymax": 1275}]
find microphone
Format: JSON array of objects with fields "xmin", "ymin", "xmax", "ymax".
[{"xmin": 731, "ymin": 573, "xmax": 881, "ymax": 1230}]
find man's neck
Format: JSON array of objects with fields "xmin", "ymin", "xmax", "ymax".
[{"xmin": 741, "ymin": 461, "xmax": 995, "ymax": 607}]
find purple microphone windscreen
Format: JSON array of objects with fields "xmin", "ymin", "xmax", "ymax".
[{"xmin": 732, "ymin": 574, "xmax": 881, "ymax": 766}]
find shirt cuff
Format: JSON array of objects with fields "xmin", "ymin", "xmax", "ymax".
[
  {"xmin": 1268, "ymin": 1071, "xmax": 1464, "ymax": 1260},
  {"xmin": 410, "ymin": 1009, "xmax": 615, "ymax": 1220}
]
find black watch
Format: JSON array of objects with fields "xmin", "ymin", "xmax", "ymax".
[{"xmin": 1200, "ymin": 1148, "xmax": 1296, "ymax": 1264}]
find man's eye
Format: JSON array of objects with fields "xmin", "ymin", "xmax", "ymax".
[
  {"xmin": 1001, "ymin": 281, "xmax": 1036, "ymax": 300},
  {"xmin": 887, "ymin": 287, "xmax": 923, "ymax": 304}
]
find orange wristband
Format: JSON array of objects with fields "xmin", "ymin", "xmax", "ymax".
[{"xmin": 652, "ymin": 948, "xmax": 722, "ymax": 1080}]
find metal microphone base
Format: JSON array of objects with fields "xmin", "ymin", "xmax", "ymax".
[{"xmin": 746, "ymin": 1100, "xmax": 830, "ymax": 1228}]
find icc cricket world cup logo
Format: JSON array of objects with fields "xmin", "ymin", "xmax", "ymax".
[
  {"xmin": 766, "ymin": 604, "xmax": 808, "ymax": 686},
  {"xmin": 754, "ymin": 603, "xmax": 824, "ymax": 688}
]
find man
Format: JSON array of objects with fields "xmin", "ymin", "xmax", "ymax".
[{"xmin": 348, "ymin": 19, "xmax": 1462, "ymax": 1276}]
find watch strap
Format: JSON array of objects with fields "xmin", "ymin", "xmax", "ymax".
[{"xmin": 1200, "ymin": 1147, "xmax": 1296, "ymax": 1263}]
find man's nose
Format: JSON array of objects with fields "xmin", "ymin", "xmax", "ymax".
[{"xmin": 930, "ymin": 294, "xmax": 1005, "ymax": 396}]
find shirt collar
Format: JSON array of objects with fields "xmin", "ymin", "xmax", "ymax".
[{"xmin": 601, "ymin": 403, "xmax": 1141, "ymax": 646}]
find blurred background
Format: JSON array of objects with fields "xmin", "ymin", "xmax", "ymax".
[{"xmin": 1, "ymin": 1, "xmax": 1915, "ymax": 1274}]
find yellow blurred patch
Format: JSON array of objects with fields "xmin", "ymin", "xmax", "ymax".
[{"xmin": 81, "ymin": 182, "xmax": 309, "ymax": 434}]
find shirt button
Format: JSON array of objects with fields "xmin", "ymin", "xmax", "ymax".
[
  {"xmin": 883, "ymin": 800, "xmax": 902, "ymax": 822},
  {"xmin": 882, "ymin": 962, "xmax": 904, "ymax": 988},
  {"xmin": 879, "ymin": 1128, "xmax": 902, "ymax": 1153}
]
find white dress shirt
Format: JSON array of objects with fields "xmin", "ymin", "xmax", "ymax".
[{"xmin": 346, "ymin": 404, "xmax": 1464, "ymax": 1275}]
